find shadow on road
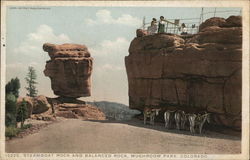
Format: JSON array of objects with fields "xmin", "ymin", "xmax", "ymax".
[{"xmin": 85, "ymin": 119, "xmax": 241, "ymax": 141}]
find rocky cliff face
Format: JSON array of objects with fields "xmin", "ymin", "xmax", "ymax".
[
  {"xmin": 125, "ymin": 16, "xmax": 242, "ymax": 129},
  {"xmin": 43, "ymin": 43, "xmax": 93, "ymax": 98}
]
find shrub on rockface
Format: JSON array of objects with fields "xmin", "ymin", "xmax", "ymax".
[
  {"xmin": 5, "ymin": 77, "xmax": 20, "ymax": 98},
  {"xmin": 5, "ymin": 77, "xmax": 20, "ymax": 127},
  {"xmin": 16, "ymin": 100, "xmax": 29, "ymax": 128},
  {"xmin": 22, "ymin": 123, "xmax": 32, "ymax": 129},
  {"xmin": 5, "ymin": 93, "xmax": 17, "ymax": 127}
]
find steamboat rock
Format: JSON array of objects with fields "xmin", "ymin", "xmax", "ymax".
[
  {"xmin": 43, "ymin": 43, "xmax": 93, "ymax": 98},
  {"xmin": 125, "ymin": 16, "xmax": 242, "ymax": 129}
]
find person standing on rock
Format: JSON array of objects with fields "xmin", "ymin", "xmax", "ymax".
[
  {"xmin": 158, "ymin": 16, "xmax": 168, "ymax": 33},
  {"xmin": 148, "ymin": 18, "xmax": 158, "ymax": 35},
  {"xmin": 181, "ymin": 23, "xmax": 188, "ymax": 35}
]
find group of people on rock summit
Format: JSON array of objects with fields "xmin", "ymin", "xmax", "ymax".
[{"xmin": 147, "ymin": 16, "xmax": 188, "ymax": 35}]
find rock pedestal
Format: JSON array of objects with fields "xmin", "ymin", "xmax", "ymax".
[
  {"xmin": 55, "ymin": 103, "xmax": 106, "ymax": 120},
  {"xmin": 43, "ymin": 43, "xmax": 93, "ymax": 98},
  {"xmin": 125, "ymin": 16, "xmax": 242, "ymax": 130},
  {"xmin": 18, "ymin": 96, "xmax": 106, "ymax": 121}
]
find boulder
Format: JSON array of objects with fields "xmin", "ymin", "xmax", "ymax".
[
  {"xmin": 196, "ymin": 26, "xmax": 242, "ymax": 44},
  {"xmin": 136, "ymin": 29, "xmax": 148, "ymax": 37},
  {"xmin": 21, "ymin": 96, "xmax": 106, "ymax": 121},
  {"xmin": 199, "ymin": 17, "xmax": 227, "ymax": 31},
  {"xmin": 43, "ymin": 43, "xmax": 93, "ymax": 98},
  {"xmin": 225, "ymin": 16, "xmax": 242, "ymax": 27},
  {"xmin": 32, "ymin": 95, "xmax": 50, "ymax": 114},
  {"xmin": 16, "ymin": 95, "xmax": 51, "ymax": 116},
  {"xmin": 199, "ymin": 16, "xmax": 242, "ymax": 31},
  {"xmin": 125, "ymin": 16, "xmax": 242, "ymax": 129},
  {"xmin": 129, "ymin": 33, "xmax": 185, "ymax": 55}
]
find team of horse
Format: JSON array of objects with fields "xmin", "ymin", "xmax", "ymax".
[{"xmin": 143, "ymin": 107, "xmax": 211, "ymax": 134}]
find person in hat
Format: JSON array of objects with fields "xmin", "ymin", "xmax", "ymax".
[
  {"xmin": 158, "ymin": 16, "xmax": 168, "ymax": 33},
  {"xmin": 181, "ymin": 23, "xmax": 188, "ymax": 35},
  {"xmin": 148, "ymin": 18, "xmax": 158, "ymax": 35}
]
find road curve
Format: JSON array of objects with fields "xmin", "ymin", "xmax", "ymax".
[{"xmin": 6, "ymin": 119, "xmax": 240, "ymax": 154}]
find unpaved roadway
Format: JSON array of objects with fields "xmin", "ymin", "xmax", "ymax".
[{"xmin": 6, "ymin": 118, "xmax": 240, "ymax": 154}]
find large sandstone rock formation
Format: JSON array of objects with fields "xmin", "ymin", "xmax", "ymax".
[
  {"xmin": 125, "ymin": 16, "xmax": 242, "ymax": 129},
  {"xmin": 43, "ymin": 43, "xmax": 93, "ymax": 98}
]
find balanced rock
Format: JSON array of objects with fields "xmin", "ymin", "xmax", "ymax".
[
  {"xmin": 125, "ymin": 16, "xmax": 242, "ymax": 130},
  {"xmin": 43, "ymin": 43, "xmax": 93, "ymax": 98}
]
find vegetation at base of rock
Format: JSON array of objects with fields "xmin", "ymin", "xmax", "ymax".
[
  {"xmin": 5, "ymin": 126, "xmax": 21, "ymax": 138},
  {"xmin": 5, "ymin": 77, "xmax": 30, "ymax": 129},
  {"xmin": 5, "ymin": 124, "xmax": 32, "ymax": 138},
  {"xmin": 5, "ymin": 78, "xmax": 21, "ymax": 126},
  {"xmin": 5, "ymin": 77, "xmax": 20, "ymax": 98},
  {"xmin": 16, "ymin": 100, "xmax": 29, "ymax": 128},
  {"xmin": 21, "ymin": 123, "xmax": 32, "ymax": 129},
  {"xmin": 5, "ymin": 93, "xmax": 17, "ymax": 127},
  {"xmin": 25, "ymin": 66, "xmax": 38, "ymax": 97}
]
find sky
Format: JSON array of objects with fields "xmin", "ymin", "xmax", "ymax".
[{"xmin": 5, "ymin": 6, "xmax": 241, "ymax": 105}]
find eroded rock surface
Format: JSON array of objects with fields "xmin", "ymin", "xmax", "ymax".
[
  {"xmin": 43, "ymin": 43, "xmax": 93, "ymax": 98},
  {"xmin": 46, "ymin": 98, "xmax": 106, "ymax": 120},
  {"xmin": 55, "ymin": 103, "xmax": 106, "ymax": 120},
  {"xmin": 125, "ymin": 16, "xmax": 242, "ymax": 129}
]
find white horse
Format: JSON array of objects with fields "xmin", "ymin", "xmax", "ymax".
[
  {"xmin": 143, "ymin": 107, "xmax": 161, "ymax": 125},
  {"xmin": 164, "ymin": 110, "xmax": 176, "ymax": 129},
  {"xmin": 188, "ymin": 112, "xmax": 211, "ymax": 134},
  {"xmin": 175, "ymin": 110, "xmax": 187, "ymax": 130}
]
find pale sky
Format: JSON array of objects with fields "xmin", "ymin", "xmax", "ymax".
[{"xmin": 5, "ymin": 6, "xmax": 241, "ymax": 105}]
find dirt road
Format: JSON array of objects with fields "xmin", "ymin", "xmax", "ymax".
[{"xmin": 6, "ymin": 118, "xmax": 240, "ymax": 154}]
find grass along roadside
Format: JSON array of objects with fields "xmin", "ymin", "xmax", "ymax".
[
  {"xmin": 5, "ymin": 118, "xmax": 57, "ymax": 140},
  {"xmin": 5, "ymin": 124, "xmax": 32, "ymax": 139}
]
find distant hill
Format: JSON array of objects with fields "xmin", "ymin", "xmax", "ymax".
[{"xmin": 87, "ymin": 101, "xmax": 141, "ymax": 120}]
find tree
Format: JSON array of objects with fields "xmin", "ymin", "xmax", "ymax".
[
  {"xmin": 5, "ymin": 78, "xmax": 20, "ymax": 127},
  {"xmin": 5, "ymin": 93, "xmax": 17, "ymax": 127},
  {"xmin": 16, "ymin": 99, "xmax": 28, "ymax": 128},
  {"xmin": 25, "ymin": 66, "xmax": 38, "ymax": 97},
  {"xmin": 6, "ymin": 77, "xmax": 20, "ymax": 98}
]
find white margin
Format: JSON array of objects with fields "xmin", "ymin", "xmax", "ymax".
[{"xmin": 0, "ymin": 1, "xmax": 249, "ymax": 160}]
